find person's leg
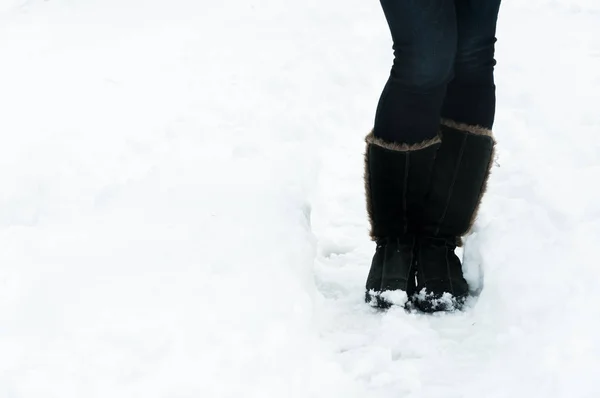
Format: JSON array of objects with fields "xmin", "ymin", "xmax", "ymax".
[
  {"xmin": 364, "ymin": 1, "xmax": 458, "ymax": 308},
  {"xmin": 441, "ymin": 0, "xmax": 501, "ymax": 128},
  {"xmin": 374, "ymin": 0, "xmax": 457, "ymax": 144},
  {"xmin": 414, "ymin": 0, "xmax": 501, "ymax": 312}
]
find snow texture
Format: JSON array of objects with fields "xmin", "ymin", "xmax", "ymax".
[{"xmin": 0, "ymin": 0, "xmax": 599, "ymax": 397}]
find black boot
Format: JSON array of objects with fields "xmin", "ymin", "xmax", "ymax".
[
  {"xmin": 413, "ymin": 119, "xmax": 496, "ymax": 312},
  {"xmin": 363, "ymin": 131, "xmax": 440, "ymax": 308}
]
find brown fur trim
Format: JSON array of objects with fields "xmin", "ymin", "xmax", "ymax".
[
  {"xmin": 440, "ymin": 118, "xmax": 495, "ymax": 140},
  {"xmin": 364, "ymin": 147, "xmax": 376, "ymax": 240},
  {"xmin": 463, "ymin": 142, "xmax": 496, "ymax": 237},
  {"xmin": 454, "ymin": 124, "xmax": 496, "ymax": 238},
  {"xmin": 365, "ymin": 130, "xmax": 441, "ymax": 152}
]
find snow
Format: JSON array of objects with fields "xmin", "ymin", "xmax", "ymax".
[{"xmin": 0, "ymin": 0, "xmax": 599, "ymax": 397}]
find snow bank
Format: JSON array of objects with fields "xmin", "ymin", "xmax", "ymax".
[{"xmin": 0, "ymin": 1, "xmax": 360, "ymax": 396}]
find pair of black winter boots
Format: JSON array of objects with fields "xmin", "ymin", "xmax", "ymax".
[{"xmin": 364, "ymin": 119, "xmax": 495, "ymax": 312}]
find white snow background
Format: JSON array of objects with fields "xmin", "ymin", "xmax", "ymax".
[{"xmin": 0, "ymin": 0, "xmax": 599, "ymax": 397}]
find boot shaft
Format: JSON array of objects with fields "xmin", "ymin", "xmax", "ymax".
[
  {"xmin": 364, "ymin": 132, "xmax": 440, "ymax": 240},
  {"xmin": 421, "ymin": 121, "xmax": 495, "ymax": 238}
]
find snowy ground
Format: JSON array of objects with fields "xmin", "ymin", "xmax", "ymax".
[{"xmin": 0, "ymin": 0, "xmax": 599, "ymax": 397}]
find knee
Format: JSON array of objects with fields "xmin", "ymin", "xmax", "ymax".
[
  {"xmin": 390, "ymin": 42, "xmax": 455, "ymax": 92},
  {"xmin": 454, "ymin": 37, "xmax": 497, "ymax": 81}
]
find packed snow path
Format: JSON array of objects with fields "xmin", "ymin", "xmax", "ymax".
[{"xmin": 1, "ymin": 0, "xmax": 599, "ymax": 397}]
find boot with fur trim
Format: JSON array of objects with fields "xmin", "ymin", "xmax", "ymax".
[
  {"xmin": 412, "ymin": 119, "xmax": 495, "ymax": 312},
  {"xmin": 364, "ymin": 131, "xmax": 440, "ymax": 308}
]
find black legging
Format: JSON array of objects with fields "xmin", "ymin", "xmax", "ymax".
[{"xmin": 374, "ymin": 0, "xmax": 501, "ymax": 144}]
